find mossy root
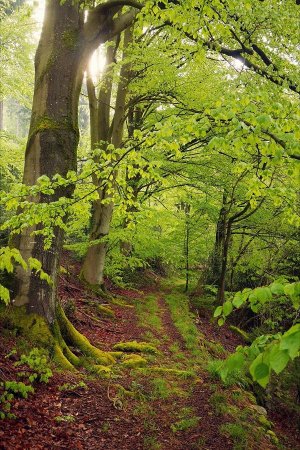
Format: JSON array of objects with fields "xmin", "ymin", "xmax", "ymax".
[
  {"xmin": 57, "ymin": 306, "xmax": 115, "ymax": 366},
  {"xmin": 1, "ymin": 306, "xmax": 78, "ymax": 371}
]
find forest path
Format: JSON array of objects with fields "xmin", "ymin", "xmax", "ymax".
[{"xmin": 0, "ymin": 277, "xmax": 287, "ymax": 450}]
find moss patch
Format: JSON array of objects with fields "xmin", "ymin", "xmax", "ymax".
[
  {"xmin": 0, "ymin": 306, "xmax": 79, "ymax": 371},
  {"xmin": 97, "ymin": 304, "xmax": 115, "ymax": 318},
  {"xmin": 113, "ymin": 341, "xmax": 158, "ymax": 355},
  {"xmin": 111, "ymin": 298, "xmax": 134, "ymax": 308},
  {"xmin": 121, "ymin": 354, "xmax": 147, "ymax": 368},
  {"xmin": 135, "ymin": 367, "xmax": 197, "ymax": 379},
  {"xmin": 30, "ymin": 115, "xmax": 78, "ymax": 141},
  {"xmin": 62, "ymin": 29, "xmax": 78, "ymax": 49},
  {"xmin": 90, "ymin": 365, "xmax": 111, "ymax": 378}
]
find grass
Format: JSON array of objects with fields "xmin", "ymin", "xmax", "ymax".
[
  {"xmin": 151, "ymin": 377, "xmax": 173, "ymax": 399},
  {"xmin": 209, "ymin": 392, "xmax": 228, "ymax": 416},
  {"xmin": 143, "ymin": 435, "xmax": 161, "ymax": 450},
  {"xmin": 135, "ymin": 295, "xmax": 163, "ymax": 334},
  {"xmin": 207, "ymin": 359, "xmax": 251, "ymax": 388},
  {"xmin": 171, "ymin": 416, "xmax": 200, "ymax": 432},
  {"xmin": 220, "ymin": 423, "xmax": 247, "ymax": 450},
  {"xmin": 171, "ymin": 406, "xmax": 200, "ymax": 432},
  {"xmin": 164, "ymin": 293, "xmax": 207, "ymax": 359}
]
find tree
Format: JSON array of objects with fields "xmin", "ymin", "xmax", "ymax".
[
  {"xmin": 80, "ymin": 27, "xmax": 133, "ymax": 288},
  {"xmin": 13, "ymin": 0, "xmax": 139, "ymax": 319},
  {"xmin": 5, "ymin": 0, "xmax": 141, "ymax": 369}
]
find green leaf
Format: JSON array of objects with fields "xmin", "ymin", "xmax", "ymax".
[
  {"xmin": 270, "ymin": 282, "xmax": 285, "ymax": 296},
  {"xmin": 213, "ymin": 306, "xmax": 223, "ymax": 318},
  {"xmin": 249, "ymin": 354, "xmax": 270, "ymax": 387},
  {"xmin": 254, "ymin": 363, "xmax": 269, "ymax": 380},
  {"xmin": 269, "ymin": 344, "xmax": 290, "ymax": 375},
  {"xmin": 218, "ymin": 317, "xmax": 225, "ymax": 326},
  {"xmin": 232, "ymin": 292, "xmax": 244, "ymax": 308},
  {"xmin": 284, "ymin": 282, "xmax": 300, "ymax": 308},
  {"xmin": 253, "ymin": 287, "xmax": 272, "ymax": 304},
  {"xmin": 0, "ymin": 284, "xmax": 10, "ymax": 304},
  {"xmin": 280, "ymin": 329, "xmax": 300, "ymax": 359},
  {"xmin": 226, "ymin": 352, "xmax": 244, "ymax": 372},
  {"xmin": 223, "ymin": 301, "xmax": 233, "ymax": 316},
  {"xmin": 220, "ymin": 353, "xmax": 244, "ymax": 382}
]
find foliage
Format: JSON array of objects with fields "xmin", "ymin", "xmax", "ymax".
[
  {"xmin": 16, "ymin": 348, "xmax": 53, "ymax": 383},
  {"xmin": 0, "ymin": 247, "xmax": 52, "ymax": 304},
  {"xmin": 0, "ymin": 348, "xmax": 52, "ymax": 419},
  {"xmin": 214, "ymin": 281, "xmax": 300, "ymax": 387},
  {"xmin": 0, "ymin": 381, "xmax": 34, "ymax": 419}
]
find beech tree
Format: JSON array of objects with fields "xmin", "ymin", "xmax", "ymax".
[
  {"xmin": 13, "ymin": 0, "xmax": 140, "ymax": 322},
  {"xmin": 3, "ymin": 0, "xmax": 142, "ymax": 369},
  {"xmin": 80, "ymin": 27, "xmax": 133, "ymax": 288}
]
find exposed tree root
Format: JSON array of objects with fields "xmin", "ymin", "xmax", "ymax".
[
  {"xmin": 57, "ymin": 306, "xmax": 115, "ymax": 366},
  {"xmin": 1, "ymin": 305, "xmax": 115, "ymax": 371}
]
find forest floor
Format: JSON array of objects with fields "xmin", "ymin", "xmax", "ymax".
[{"xmin": 0, "ymin": 258, "xmax": 300, "ymax": 449}]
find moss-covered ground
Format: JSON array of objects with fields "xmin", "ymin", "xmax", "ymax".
[{"xmin": 0, "ymin": 270, "xmax": 298, "ymax": 449}]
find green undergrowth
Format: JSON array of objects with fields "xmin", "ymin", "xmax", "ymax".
[
  {"xmin": 0, "ymin": 348, "xmax": 53, "ymax": 419},
  {"xmin": 0, "ymin": 284, "xmax": 283, "ymax": 448},
  {"xmin": 135, "ymin": 294, "xmax": 163, "ymax": 334},
  {"xmin": 207, "ymin": 359, "xmax": 251, "ymax": 389},
  {"xmin": 209, "ymin": 384, "xmax": 279, "ymax": 449},
  {"xmin": 164, "ymin": 292, "xmax": 208, "ymax": 360}
]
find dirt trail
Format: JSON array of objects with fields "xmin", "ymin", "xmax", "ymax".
[{"xmin": 0, "ymin": 276, "xmax": 298, "ymax": 449}]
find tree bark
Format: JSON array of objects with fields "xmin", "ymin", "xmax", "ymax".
[
  {"xmin": 0, "ymin": 100, "xmax": 3, "ymax": 131},
  {"xmin": 216, "ymin": 219, "xmax": 232, "ymax": 304},
  {"xmin": 13, "ymin": 0, "xmax": 137, "ymax": 323},
  {"xmin": 81, "ymin": 27, "xmax": 133, "ymax": 287},
  {"xmin": 13, "ymin": 0, "xmax": 84, "ymax": 323},
  {"xmin": 206, "ymin": 192, "xmax": 228, "ymax": 287}
]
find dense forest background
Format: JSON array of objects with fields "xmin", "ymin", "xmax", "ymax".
[{"xmin": 0, "ymin": 0, "xmax": 300, "ymax": 448}]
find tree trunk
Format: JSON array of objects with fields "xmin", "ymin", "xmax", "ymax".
[
  {"xmin": 13, "ymin": 0, "xmax": 84, "ymax": 323},
  {"xmin": 184, "ymin": 215, "xmax": 190, "ymax": 292},
  {"xmin": 206, "ymin": 192, "xmax": 228, "ymax": 286},
  {"xmin": 0, "ymin": 100, "xmax": 3, "ymax": 131},
  {"xmin": 216, "ymin": 219, "xmax": 232, "ymax": 304},
  {"xmin": 13, "ymin": 0, "xmax": 137, "ymax": 321},
  {"xmin": 81, "ymin": 27, "xmax": 133, "ymax": 286}
]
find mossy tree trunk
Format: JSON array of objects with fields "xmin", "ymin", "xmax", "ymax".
[
  {"xmin": 81, "ymin": 27, "xmax": 133, "ymax": 287},
  {"xmin": 13, "ymin": 0, "xmax": 84, "ymax": 323},
  {"xmin": 11, "ymin": 0, "xmax": 139, "ymax": 369}
]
